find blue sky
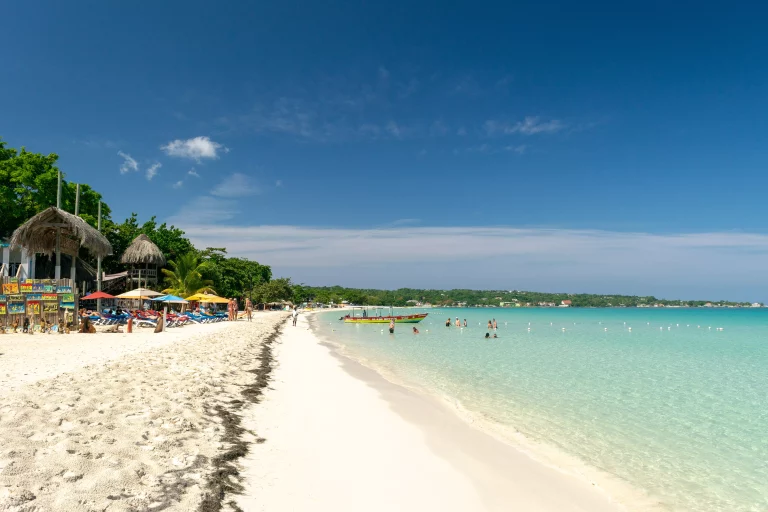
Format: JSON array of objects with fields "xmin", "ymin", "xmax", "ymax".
[{"xmin": 3, "ymin": 1, "xmax": 768, "ymax": 299}]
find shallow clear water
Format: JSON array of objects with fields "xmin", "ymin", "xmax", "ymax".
[{"xmin": 314, "ymin": 308, "xmax": 768, "ymax": 511}]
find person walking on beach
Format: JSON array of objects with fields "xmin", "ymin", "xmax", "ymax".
[
  {"xmin": 389, "ymin": 318, "xmax": 395, "ymax": 334},
  {"xmin": 292, "ymin": 307, "xmax": 299, "ymax": 326},
  {"xmin": 245, "ymin": 298, "xmax": 253, "ymax": 322}
]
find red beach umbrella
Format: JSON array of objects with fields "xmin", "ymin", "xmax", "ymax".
[{"xmin": 81, "ymin": 291, "xmax": 116, "ymax": 300}]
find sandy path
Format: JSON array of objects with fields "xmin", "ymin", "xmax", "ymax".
[
  {"xmin": 236, "ymin": 314, "xmax": 626, "ymax": 512},
  {"xmin": 0, "ymin": 313, "xmax": 287, "ymax": 511}
]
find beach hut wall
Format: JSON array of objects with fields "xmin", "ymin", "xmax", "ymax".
[
  {"xmin": 10, "ymin": 207, "xmax": 113, "ymax": 258},
  {"xmin": 120, "ymin": 234, "xmax": 166, "ymax": 265}
]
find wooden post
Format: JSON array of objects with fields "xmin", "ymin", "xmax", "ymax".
[
  {"xmin": 96, "ymin": 202, "xmax": 102, "ymax": 314},
  {"xmin": 55, "ymin": 171, "xmax": 62, "ymax": 280},
  {"xmin": 70, "ymin": 184, "xmax": 80, "ymax": 283}
]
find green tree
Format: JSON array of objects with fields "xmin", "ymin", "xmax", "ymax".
[
  {"xmin": 161, "ymin": 252, "xmax": 216, "ymax": 297},
  {"xmin": 254, "ymin": 277, "xmax": 294, "ymax": 303}
]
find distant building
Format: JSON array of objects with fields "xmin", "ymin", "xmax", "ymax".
[{"xmin": 560, "ymin": 300, "xmax": 572, "ymax": 307}]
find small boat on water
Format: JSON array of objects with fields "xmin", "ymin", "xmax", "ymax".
[{"xmin": 342, "ymin": 307, "xmax": 428, "ymax": 324}]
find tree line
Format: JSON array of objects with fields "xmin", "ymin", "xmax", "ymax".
[{"xmin": 0, "ymin": 138, "xmax": 292, "ymax": 304}]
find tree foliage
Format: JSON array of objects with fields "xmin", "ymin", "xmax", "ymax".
[
  {"xmin": 253, "ymin": 277, "xmax": 294, "ymax": 303},
  {"xmin": 161, "ymin": 252, "xmax": 216, "ymax": 297},
  {"xmin": 0, "ymin": 138, "xmax": 110, "ymax": 238}
]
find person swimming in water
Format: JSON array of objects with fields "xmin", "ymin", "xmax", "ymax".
[
  {"xmin": 492, "ymin": 318, "xmax": 497, "ymax": 330},
  {"xmin": 413, "ymin": 326, "xmax": 419, "ymax": 334},
  {"xmin": 389, "ymin": 319, "xmax": 395, "ymax": 334},
  {"xmin": 463, "ymin": 319, "xmax": 467, "ymax": 327},
  {"xmin": 455, "ymin": 317, "xmax": 460, "ymax": 327},
  {"xmin": 484, "ymin": 332, "xmax": 490, "ymax": 339},
  {"xmin": 487, "ymin": 320, "xmax": 492, "ymax": 329},
  {"xmin": 446, "ymin": 318, "xmax": 451, "ymax": 327},
  {"xmin": 493, "ymin": 333, "xmax": 498, "ymax": 338}
]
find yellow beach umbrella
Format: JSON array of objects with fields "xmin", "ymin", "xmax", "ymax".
[{"xmin": 185, "ymin": 293, "xmax": 230, "ymax": 304}]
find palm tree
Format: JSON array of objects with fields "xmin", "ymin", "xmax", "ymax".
[{"xmin": 161, "ymin": 252, "xmax": 216, "ymax": 297}]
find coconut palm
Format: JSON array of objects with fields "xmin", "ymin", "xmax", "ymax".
[{"xmin": 161, "ymin": 252, "xmax": 216, "ymax": 297}]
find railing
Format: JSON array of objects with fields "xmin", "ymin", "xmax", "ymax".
[{"xmin": 127, "ymin": 268, "xmax": 158, "ymax": 282}]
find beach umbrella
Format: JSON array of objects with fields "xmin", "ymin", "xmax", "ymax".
[
  {"xmin": 117, "ymin": 288, "xmax": 164, "ymax": 300},
  {"xmin": 185, "ymin": 293, "xmax": 230, "ymax": 304},
  {"xmin": 81, "ymin": 291, "xmax": 116, "ymax": 300},
  {"xmin": 155, "ymin": 294, "xmax": 188, "ymax": 303}
]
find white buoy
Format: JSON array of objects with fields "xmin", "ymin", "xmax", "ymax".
[
  {"xmin": 708, "ymin": 326, "xmax": 711, "ymax": 330},
  {"xmin": 660, "ymin": 326, "xmax": 663, "ymax": 330},
  {"xmin": 677, "ymin": 324, "xmax": 679, "ymax": 327},
  {"xmin": 562, "ymin": 327, "xmax": 566, "ymax": 331},
  {"xmin": 668, "ymin": 326, "xmax": 671, "ymax": 331},
  {"xmin": 628, "ymin": 327, "xmax": 632, "ymax": 331},
  {"xmin": 647, "ymin": 322, "xmax": 650, "ymax": 325},
  {"xmin": 527, "ymin": 327, "xmax": 531, "ymax": 332},
  {"xmin": 604, "ymin": 327, "xmax": 607, "ymax": 331}
]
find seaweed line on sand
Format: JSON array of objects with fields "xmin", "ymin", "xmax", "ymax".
[{"xmin": 197, "ymin": 321, "xmax": 283, "ymax": 512}]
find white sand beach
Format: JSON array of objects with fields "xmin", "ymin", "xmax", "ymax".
[
  {"xmin": 0, "ymin": 313, "xmax": 286, "ymax": 511},
  {"xmin": 237, "ymin": 314, "xmax": 627, "ymax": 512}
]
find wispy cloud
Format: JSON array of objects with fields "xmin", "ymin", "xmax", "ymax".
[
  {"xmin": 188, "ymin": 169, "xmax": 200, "ymax": 178},
  {"xmin": 456, "ymin": 143, "xmax": 526, "ymax": 155},
  {"xmin": 172, "ymin": 180, "xmax": 183, "ymax": 189},
  {"xmin": 430, "ymin": 120, "xmax": 449, "ymax": 136},
  {"xmin": 386, "ymin": 121, "xmax": 402, "ymax": 138},
  {"xmin": 146, "ymin": 162, "xmax": 161, "ymax": 181},
  {"xmin": 211, "ymin": 173, "xmax": 259, "ymax": 198},
  {"xmin": 161, "ymin": 136, "xmax": 228, "ymax": 161},
  {"xmin": 484, "ymin": 117, "xmax": 565, "ymax": 136},
  {"xmin": 378, "ymin": 66, "xmax": 390, "ymax": 80},
  {"xmin": 275, "ymin": 180, "xmax": 283, "ymax": 187},
  {"xmin": 167, "ymin": 196, "xmax": 238, "ymax": 224},
  {"xmin": 171, "ymin": 224, "xmax": 768, "ymax": 299},
  {"xmin": 117, "ymin": 151, "xmax": 139, "ymax": 174}
]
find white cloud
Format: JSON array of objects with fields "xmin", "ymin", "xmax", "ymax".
[
  {"xmin": 503, "ymin": 144, "xmax": 527, "ymax": 154},
  {"xmin": 172, "ymin": 180, "xmax": 183, "ymax": 189},
  {"xmin": 211, "ymin": 173, "xmax": 259, "ymax": 198},
  {"xmin": 386, "ymin": 121, "xmax": 401, "ymax": 138},
  {"xmin": 188, "ymin": 169, "xmax": 200, "ymax": 178},
  {"xmin": 161, "ymin": 136, "xmax": 228, "ymax": 161},
  {"xmin": 167, "ymin": 196, "xmax": 238, "ymax": 225},
  {"xmin": 146, "ymin": 162, "xmax": 161, "ymax": 180},
  {"xmin": 117, "ymin": 151, "xmax": 139, "ymax": 174},
  {"xmin": 484, "ymin": 117, "xmax": 565, "ymax": 136},
  {"xmin": 168, "ymin": 224, "xmax": 768, "ymax": 300}
]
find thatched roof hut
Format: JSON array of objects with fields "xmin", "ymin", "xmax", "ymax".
[
  {"xmin": 120, "ymin": 234, "xmax": 166, "ymax": 266},
  {"xmin": 10, "ymin": 207, "xmax": 112, "ymax": 258}
]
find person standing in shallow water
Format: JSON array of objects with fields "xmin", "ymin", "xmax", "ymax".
[
  {"xmin": 455, "ymin": 317, "xmax": 461, "ymax": 327},
  {"xmin": 493, "ymin": 318, "xmax": 498, "ymax": 330},
  {"xmin": 463, "ymin": 319, "xmax": 467, "ymax": 327},
  {"xmin": 487, "ymin": 320, "xmax": 492, "ymax": 329},
  {"xmin": 446, "ymin": 317, "xmax": 451, "ymax": 327},
  {"xmin": 389, "ymin": 319, "xmax": 395, "ymax": 334}
]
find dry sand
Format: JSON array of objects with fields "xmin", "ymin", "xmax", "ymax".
[
  {"xmin": 237, "ymin": 313, "xmax": 628, "ymax": 512},
  {"xmin": 0, "ymin": 313, "xmax": 287, "ymax": 511}
]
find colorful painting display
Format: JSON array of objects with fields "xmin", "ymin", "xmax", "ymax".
[
  {"xmin": 0, "ymin": 304, "xmax": 6, "ymax": 315},
  {"xmin": 60, "ymin": 293, "xmax": 75, "ymax": 309},
  {"xmin": 43, "ymin": 302, "xmax": 59, "ymax": 313},
  {"xmin": 42, "ymin": 293, "xmax": 58, "ymax": 301},
  {"xmin": 2, "ymin": 282, "xmax": 19, "ymax": 294},
  {"xmin": 20, "ymin": 282, "xmax": 33, "ymax": 293},
  {"xmin": 27, "ymin": 301, "xmax": 41, "ymax": 315},
  {"xmin": 32, "ymin": 282, "xmax": 45, "ymax": 292},
  {"xmin": 57, "ymin": 286, "xmax": 73, "ymax": 293},
  {"xmin": 8, "ymin": 301, "xmax": 25, "ymax": 314}
]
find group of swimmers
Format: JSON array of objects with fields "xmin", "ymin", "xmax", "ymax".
[{"xmin": 445, "ymin": 317, "xmax": 468, "ymax": 327}]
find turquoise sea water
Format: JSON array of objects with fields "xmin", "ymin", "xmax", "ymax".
[{"xmin": 313, "ymin": 308, "xmax": 768, "ymax": 512}]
